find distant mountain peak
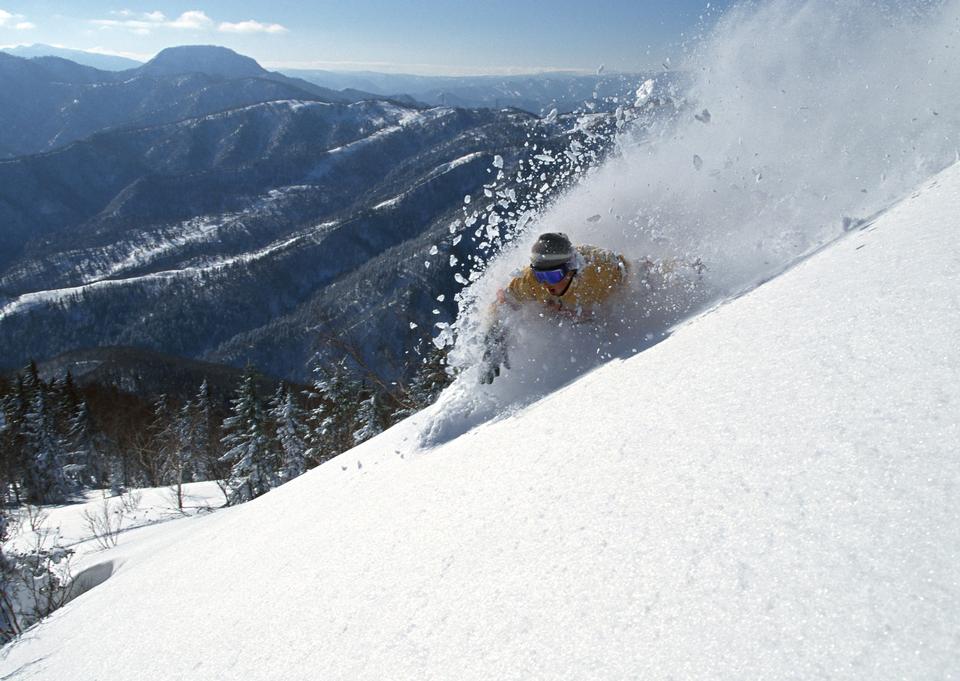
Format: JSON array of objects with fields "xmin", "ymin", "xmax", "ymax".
[
  {"xmin": 142, "ymin": 45, "xmax": 266, "ymax": 79},
  {"xmin": 0, "ymin": 44, "xmax": 142, "ymax": 71}
]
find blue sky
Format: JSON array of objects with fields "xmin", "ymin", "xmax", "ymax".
[{"xmin": 0, "ymin": 1, "xmax": 732, "ymax": 74}]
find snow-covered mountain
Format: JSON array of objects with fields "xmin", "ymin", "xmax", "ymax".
[
  {"xmin": 0, "ymin": 46, "xmax": 383, "ymax": 159},
  {"xmin": 0, "ymin": 44, "xmax": 143, "ymax": 71},
  {"xmin": 1, "ymin": 147, "xmax": 956, "ymax": 681},
  {"xmin": 284, "ymin": 68, "xmax": 667, "ymax": 115},
  {"xmin": 0, "ymin": 44, "xmax": 647, "ymax": 385},
  {"xmin": 0, "ymin": 89, "xmax": 623, "ymax": 382}
]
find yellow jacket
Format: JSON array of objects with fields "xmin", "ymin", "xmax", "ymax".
[{"xmin": 502, "ymin": 245, "xmax": 629, "ymax": 320}]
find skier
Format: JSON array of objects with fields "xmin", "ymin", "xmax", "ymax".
[{"xmin": 479, "ymin": 232, "xmax": 630, "ymax": 384}]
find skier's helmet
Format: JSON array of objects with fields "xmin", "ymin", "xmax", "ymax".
[{"xmin": 530, "ymin": 232, "xmax": 574, "ymax": 270}]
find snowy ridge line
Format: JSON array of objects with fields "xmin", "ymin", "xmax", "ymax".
[
  {"xmin": 0, "ymin": 187, "xmax": 317, "ymax": 294},
  {"xmin": 0, "ymin": 220, "xmax": 340, "ymax": 321},
  {"xmin": 86, "ymin": 217, "xmax": 222, "ymax": 282},
  {"xmin": 373, "ymin": 152, "xmax": 487, "ymax": 210},
  {"xmin": 189, "ymin": 99, "xmax": 335, "ymax": 124},
  {"xmin": 87, "ymin": 185, "xmax": 320, "ymax": 284},
  {"xmin": 309, "ymin": 107, "xmax": 455, "ymax": 178}
]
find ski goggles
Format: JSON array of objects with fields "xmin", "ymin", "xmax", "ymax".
[{"xmin": 531, "ymin": 265, "xmax": 569, "ymax": 284}]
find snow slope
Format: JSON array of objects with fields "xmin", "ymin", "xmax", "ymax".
[{"xmin": 1, "ymin": 158, "xmax": 958, "ymax": 679}]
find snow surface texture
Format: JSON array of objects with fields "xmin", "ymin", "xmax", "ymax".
[{"xmin": 1, "ymin": 141, "xmax": 958, "ymax": 681}]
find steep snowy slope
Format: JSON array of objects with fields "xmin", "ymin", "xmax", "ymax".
[{"xmin": 0, "ymin": 163, "xmax": 957, "ymax": 679}]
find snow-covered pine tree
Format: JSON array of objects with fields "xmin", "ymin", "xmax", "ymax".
[
  {"xmin": 310, "ymin": 357, "xmax": 363, "ymax": 458},
  {"xmin": 66, "ymin": 398, "xmax": 106, "ymax": 489},
  {"xmin": 0, "ymin": 389, "xmax": 20, "ymax": 505},
  {"xmin": 22, "ymin": 386, "xmax": 71, "ymax": 504},
  {"xmin": 144, "ymin": 395, "xmax": 178, "ymax": 487},
  {"xmin": 269, "ymin": 387, "xmax": 312, "ymax": 483},
  {"xmin": 219, "ymin": 368, "xmax": 277, "ymax": 505},
  {"xmin": 1, "ymin": 374, "xmax": 34, "ymax": 505},
  {"xmin": 353, "ymin": 388, "xmax": 384, "ymax": 445},
  {"xmin": 189, "ymin": 380, "xmax": 219, "ymax": 482},
  {"xmin": 20, "ymin": 361, "xmax": 41, "ymax": 396}
]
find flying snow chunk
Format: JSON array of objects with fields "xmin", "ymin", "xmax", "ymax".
[
  {"xmin": 409, "ymin": 322, "xmax": 418, "ymax": 329},
  {"xmin": 587, "ymin": 214, "xmax": 602, "ymax": 223},
  {"xmin": 695, "ymin": 109, "xmax": 712, "ymax": 124},
  {"xmin": 596, "ymin": 64, "xmax": 605, "ymax": 75},
  {"xmin": 493, "ymin": 155, "xmax": 504, "ymax": 169},
  {"xmin": 429, "ymin": 245, "xmax": 439, "ymax": 255},
  {"xmin": 635, "ymin": 79, "xmax": 655, "ymax": 107},
  {"xmin": 693, "ymin": 154, "xmax": 704, "ymax": 171},
  {"xmin": 543, "ymin": 108, "xmax": 558, "ymax": 124},
  {"xmin": 464, "ymin": 195, "xmax": 472, "ymax": 205}
]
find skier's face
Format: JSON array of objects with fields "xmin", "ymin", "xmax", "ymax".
[{"xmin": 542, "ymin": 271, "xmax": 574, "ymax": 296}]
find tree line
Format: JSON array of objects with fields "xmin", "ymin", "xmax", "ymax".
[{"xmin": 0, "ymin": 347, "xmax": 451, "ymax": 510}]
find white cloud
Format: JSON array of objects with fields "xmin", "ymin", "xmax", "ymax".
[
  {"xmin": 0, "ymin": 9, "xmax": 26, "ymax": 27},
  {"xmin": 218, "ymin": 20, "xmax": 287, "ymax": 34},
  {"xmin": 168, "ymin": 10, "xmax": 213, "ymax": 30},
  {"xmin": 91, "ymin": 10, "xmax": 203, "ymax": 34},
  {"xmin": 90, "ymin": 10, "xmax": 284, "ymax": 35},
  {"xmin": 92, "ymin": 18, "xmax": 149, "ymax": 30},
  {"xmin": 0, "ymin": 9, "xmax": 33, "ymax": 30}
]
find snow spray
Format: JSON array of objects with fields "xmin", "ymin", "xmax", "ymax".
[{"xmin": 423, "ymin": 0, "xmax": 960, "ymax": 443}]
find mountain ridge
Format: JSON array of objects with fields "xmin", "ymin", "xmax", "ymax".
[{"xmin": 1, "ymin": 43, "xmax": 142, "ymax": 70}]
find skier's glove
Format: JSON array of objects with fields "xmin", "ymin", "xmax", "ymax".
[{"xmin": 479, "ymin": 323, "xmax": 510, "ymax": 384}]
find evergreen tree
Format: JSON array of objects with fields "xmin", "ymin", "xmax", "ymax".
[
  {"xmin": 310, "ymin": 357, "xmax": 363, "ymax": 457},
  {"xmin": 20, "ymin": 361, "xmax": 41, "ymax": 396},
  {"xmin": 190, "ymin": 380, "xmax": 220, "ymax": 482},
  {"xmin": 53, "ymin": 372, "xmax": 82, "ymax": 431},
  {"xmin": 1, "ymin": 375, "xmax": 32, "ymax": 504},
  {"xmin": 269, "ymin": 387, "xmax": 312, "ymax": 483},
  {"xmin": 0, "ymin": 390, "xmax": 19, "ymax": 505},
  {"xmin": 353, "ymin": 388, "xmax": 385, "ymax": 445},
  {"xmin": 66, "ymin": 399, "xmax": 105, "ymax": 489},
  {"xmin": 143, "ymin": 395, "xmax": 177, "ymax": 487},
  {"xmin": 219, "ymin": 369, "xmax": 276, "ymax": 505},
  {"xmin": 22, "ymin": 386, "xmax": 71, "ymax": 504}
]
